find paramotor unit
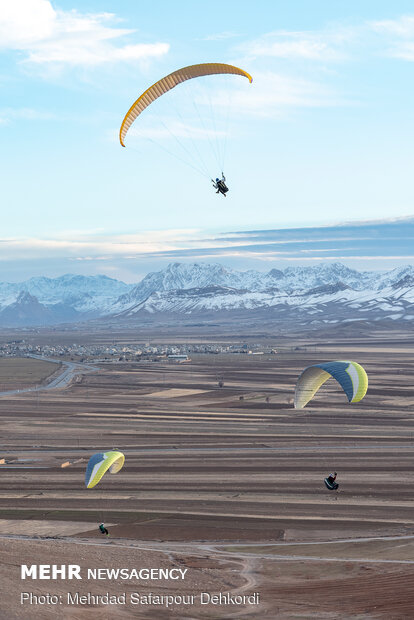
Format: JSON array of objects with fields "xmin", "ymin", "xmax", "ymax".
[{"xmin": 212, "ymin": 173, "xmax": 229, "ymax": 196}]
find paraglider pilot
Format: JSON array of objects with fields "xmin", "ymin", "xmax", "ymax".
[
  {"xmin": 324, "ymin": 472, "xmax": 338, "ymax": 490},
  {"xmin": 327, "ymin": 472, "xmax": 337, "ymax": 485},
  {"xmin": 212, "ymin": 173, "xmax": 228, "ymax": 196},
  {"xmin": 99, "ymin": 523, "xmax": 109, "ymax": 536}
]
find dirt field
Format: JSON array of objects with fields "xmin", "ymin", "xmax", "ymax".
[
  {"xmin": 0, "ymin": 357, "xmax": 60, "ymax": 390},
  {"xmin": 0, "ymin": 329, "xmax": 413, "ymax": 618}
]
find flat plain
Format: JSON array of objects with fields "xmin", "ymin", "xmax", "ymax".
[
  {"xmin": 0, "ymin": 357, "xmax": 61, "ymax": 390},
  {"xmin": 1, "ymin": 328, "xmax": 414, "ymax": 618}
]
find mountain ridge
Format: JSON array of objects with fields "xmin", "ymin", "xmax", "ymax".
[{"xmin": 0, "ymin": 262, "xmax": 412, "ymax": 327}]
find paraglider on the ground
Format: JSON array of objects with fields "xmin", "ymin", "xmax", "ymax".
[
  {"xmin": 212, "ymin": 173, "xmax": 228, "ymax": 196},
  {"xmin": 85, "ymin": 451, "xmax": 125, "ymax": 489},
  {"xmin": 294, "ymin": 361, "xmax": 368, "ymax": 409},
  {"xmin": 99, "ymin": 523, "xmax": 109, "ymax": 536},
  {"xmin": 324, "ymin": 472, "xmax": 338, "ymax": 490}
]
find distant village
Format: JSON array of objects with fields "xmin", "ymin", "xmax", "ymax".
[{"xmin": 0, "ymin": 340, "xmax": 278, "ymax": 362}]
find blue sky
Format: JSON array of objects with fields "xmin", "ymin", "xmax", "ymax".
[{"xmin": 1, "ymin": 1, "xmax": 414, "ymax": 281}]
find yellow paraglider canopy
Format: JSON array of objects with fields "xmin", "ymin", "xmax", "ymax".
[
  {"xmin": 85, "ymin": 450, "xmax": 125, "ymax": 489},
  {"xmin": 119, "ymin": 63, "xmax": 253, "ymax": 147},
  {"xmin": 294, "ymin": 361, "xmax": 368, "ymax": 409}
]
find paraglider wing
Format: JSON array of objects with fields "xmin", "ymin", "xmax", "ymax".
[
  {"xmin": 85, "ymin": 451, "xmax": 125, "ymax": 489},
  {"xmin": 119, "ymin": 63, "xmax": 253, "ymax": 147},
  {"xmin": 294, "ymin": 361, "xmax": 368, "ymax": 409}
]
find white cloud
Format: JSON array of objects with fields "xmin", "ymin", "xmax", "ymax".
[
  {"xmin": 0, "ymin": 0, "xmax": 55, "ymax": 46},
  {"xmin": 202, "ymin": 31, "xmax": 240, "ymax": 41},
  {"xmin": 0, "ymin": 107, "xmax": 57, "ymax": 124},
  {"xmin": 371, "ymin": 15, "xmax": 414, "ymax": 38},
  {"xmin": 0, "ymin": 220, "xmax": 412, "ymax": 277},
  {"xmin": 221, "ymin": 26, "xmax": 356, "ymax": 118},
  {"xmin": 371, "ymin": 15, "xmax": 414, "ymax": 61},
  {"xmin": 208, "ymin": 71, "xmax": 338, "ymax": 118},
  {"xmin": 237, "ymin": 29, "xmax": 352, "ymax": 61},
  {"xmin": 246, "ymin": 17, "xmax": 414, "ymax": 66},
  {"xmin": 0, "ymin": 226, "xmax": 307, "ymax": 263},
  {"xmin": 0, "ymin": 0, "xmax": 169, "ymax": 67},
  {"xmin": 0, "ymin": 229, "xmax": 206, "ymax": 261}
]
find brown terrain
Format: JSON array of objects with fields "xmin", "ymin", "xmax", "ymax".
[{"xmin": 0, "ymin": 328, "xmax": 414, "ymax": 618}]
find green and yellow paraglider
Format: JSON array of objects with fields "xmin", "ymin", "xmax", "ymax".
[
  {"xmin": 85, "ymin": 451, "xmax": 125, "ymax": 489},
  {"xmin": 294, "ymin": 361, "xmax": 368, "ymax": 409}
]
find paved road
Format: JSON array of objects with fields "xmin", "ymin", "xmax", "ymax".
[{"xmin": 0, "ymin": 355, "xmax": 98, "ymax": 397}]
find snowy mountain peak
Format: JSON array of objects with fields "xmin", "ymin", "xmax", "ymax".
[
  {"xmin": 113, "ymin": 261, "xmax": 414, "ymax": 325},
  {"xmin": 16, "ymin": 291, "xmax": 38, "ymax": 304},
  {"xmin": 0, "ymin": 261, "xmax": 412, "ymax": 327}
]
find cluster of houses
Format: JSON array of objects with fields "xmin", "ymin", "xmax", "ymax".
[{"xmin": 0, "ymin": 340, "xmax": 276, "ymax": 362}]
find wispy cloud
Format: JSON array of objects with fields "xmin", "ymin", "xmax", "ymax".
[
  {"xmin": 240, "ymin": 17, "xmax": 414, "ymax": 66},
  {"xmin": 223, "ymin": 25, "xmax": 357, "ymax": 116},
  {"xmin": 237, "ymin": 27, "xmax": 354, "ymax": 62},
  {"xmin": 0, "ymin": 218, "xmax": 412, "ymax": 268},
  {"xmin": 0, "ymin": 218, "xmax": 412, "ymax": 281},
  {"xmin": 370, "ymin": 15, "xmax": 414, "ymax": 61},
  {"xmin": 371, "ymin": 15, "xmax": 414, "ymax": 37},
  {"xmin": 208, "ymin": 71, "xmax": 338, "ymax": 117},
  {"xmin": 0, "ymin": 229, "xmax": 206, "ymax": 262},
  {"xmin": 0, "ymin": 0, "xmax": 169, "ymax": 69},
  {"xmin": 202, "ymin": 31, "xmax": 240, "ymax": 42},
  {"xmin": 0, "ymin": 107, "xmax": 58, "ymax": 124}
]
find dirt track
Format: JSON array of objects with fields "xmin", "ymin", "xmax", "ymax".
[{"xmin": 1, "ymin": 331, "xmax": 414, "ymax": 617}]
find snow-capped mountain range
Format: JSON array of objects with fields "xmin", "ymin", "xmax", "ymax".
[
  {"xmin": 0, "ymin": 262, "xmax": 413, "ymax": 327},
  {"xmin": 0, "ymin": 275, "xmax": 131, "ymax": 326}
]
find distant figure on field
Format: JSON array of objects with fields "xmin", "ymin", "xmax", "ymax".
[
  {"xmin": 99, "ymin": 523, "xmax": 109, "ymax": 536},
  {"xmin": 327, "ymin": 472, "xmax": 337, "ymax": 485},
  {"xmin": 324, "ymin": 472, "xmax": 338, "ymax": 490}
]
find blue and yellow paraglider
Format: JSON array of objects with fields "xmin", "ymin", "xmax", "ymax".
[
  {"xmin": 85, "ymin": 451, "xmax": 125, "ymax": 489},
  {"xmin": 294, "ymin": 361, "xmax": 368, "ymax": 409}
]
